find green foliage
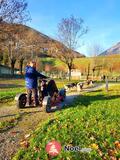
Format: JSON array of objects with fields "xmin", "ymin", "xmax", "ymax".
[{"xmin": 13, "ymin": 85, "xmax": 120, "ymax": 160}]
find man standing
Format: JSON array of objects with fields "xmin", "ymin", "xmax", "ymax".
[
  {"xmin": 25, "ymin": 61, "xmax": 48, "ymax": 106},
  {"xmin": 105, "ymin": 76, "xmax": 108, "ymax": 92}
]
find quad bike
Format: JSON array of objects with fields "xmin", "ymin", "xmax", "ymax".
[{"xmin": 15, "ymin": 79, "xmax": 66, "ymax": 113}]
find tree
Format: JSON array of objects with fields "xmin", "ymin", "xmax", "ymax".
[
  {"xmin": 0, "ymin": 49, "xmax": 3, "ymax": 64},
  {"xmin": 49, "ymin": 15, "xmax": 88, "ymax": 81},
  {"xmin": 88, "ymin": 43, "xmax": 104, "ymax": 80},
  {"xmin": 18, "ymin": 47, "xmax": 27, "ymax": 75},
  {"xmin": 0, "ymin": 24, "xmax": 22, "ymax": 74},
  {"xmin": 86, "ymin": 63, "xmax": 90, "ymax": 80},
  {"xmin": 0, "ymin": 0, "xmax": 30, "ymax": 24},
  {"xmin": 0, "ymin": 0, "xmax": 30, "ymax": 75}
]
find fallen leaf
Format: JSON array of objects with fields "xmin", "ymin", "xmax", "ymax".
[
  {"xmin": 20, "ymin": 140, "xmax": 29, "ymax": 148},
  {"xmin": 108, "ymin": 149, "xmax": 115, "ymax": 156},
  {"xmin": 114, "ymin": 141, "xmax": 120, "ymax": 149},
  {"xmin": 24, "ymin": 133, "xmax": 31, "ymax": 139},
  {"xmin": 90, "ymin": 143, "xmax": 99, "ymax": 150}
]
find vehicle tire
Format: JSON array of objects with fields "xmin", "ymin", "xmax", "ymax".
[
  {"xmin": 42, "ymin": 96, "xmax": 51, "ymax": 113},
  {"xmin": 16, "ymin": 94, "xmax": 27, "ymax": 109}
]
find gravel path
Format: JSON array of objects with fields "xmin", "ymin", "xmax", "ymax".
[{"xmin": 0, "ymin": 83, "xmax": 103, "ymax": 160}]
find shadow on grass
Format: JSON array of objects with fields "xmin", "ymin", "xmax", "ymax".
[
  {"xmin": 0, "ymin": 108, "xmax": 42, "ymax": 119},
  {"xmin": 89, "ymin": 89, "xmax": 103, "ymax": 92},
  {"xmin": 0, "ymin": 109, "xmax": 43, "ymax": 133}
]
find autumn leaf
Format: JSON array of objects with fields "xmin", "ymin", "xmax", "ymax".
[
  {"xmin": 24, "ymin": 133, "xmax": 31, "ymax": 139},
  {"xmin": 20, "ymin": 140, "xmax": 29, "ymax": 148},
  {"xmin": 90, "ymin": 143, "xmax": 99, "ymax": 150},
  {"xmin": 114, "ymin": 141, "xmax": 120, "ymax": 149}
]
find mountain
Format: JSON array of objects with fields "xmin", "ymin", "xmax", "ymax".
[
  {"xmin": 99, "ymin": 42, "xmax": 120, "ymax": 56},
  {"xmin": 0, "ymin": 23, "xmax": 85, "ymax": 58}
]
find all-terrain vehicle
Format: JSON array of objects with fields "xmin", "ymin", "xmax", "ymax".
[{"xmin": 15, "ymin": 79, "xmax": 66, "ymax": 113}]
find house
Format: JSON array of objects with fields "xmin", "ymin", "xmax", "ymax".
[
  {"xmin": 71, "ymin": 69, "xmax": 81, "ymax": 80},
  {"xmin": 0, "ymin": 64, "xmax": 19, "ymax": 75},
  {"xmin": 66, "ymin": 69, "xmax": 81, "ymax": 80}
]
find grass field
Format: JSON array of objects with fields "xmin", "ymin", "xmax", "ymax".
[
  {"xmin": 13, "ymin": 84, "xmax": 120, "ymax": 160},
  {"xmin": 0, "ymin": 78, "xmax": 78, "ymax": 103},
  {"xmin": 0, "ymin": 79, "xmax": 25, "ymax": 103}
]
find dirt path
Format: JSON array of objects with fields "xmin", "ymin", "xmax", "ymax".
[
  {"xmin": 0, "ymin": 106, "xmax": 53, "ymax": 160},
  {"xmin": 0, "ymin": 83, "xmax": 103, "ymax": 160}
]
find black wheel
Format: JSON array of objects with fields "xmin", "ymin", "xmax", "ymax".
[
  {"xmin": 42, "ymin": 96, "xmax": 51, "ymax": 113},
  {"xmin": 16, "ymin": 94, "xmax": 27, "ymax": 108}
]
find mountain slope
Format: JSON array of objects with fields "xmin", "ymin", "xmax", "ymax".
[
  {"xmin": 0, "ymin": 23, "xmax": 85, "ymax": 58},
  {"xmin": 99, "ymin": 42, "xmax": 120, "ymax": 56}
]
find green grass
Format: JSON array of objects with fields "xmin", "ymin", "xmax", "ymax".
[
  {"xmin": 0, "ymin": 88, "xmax": 26, "ymax": 102},
  {"xmin": 0, "ymin": 78, "xmax": 79, "ymax": 103},
  {"xmin": 0, "ymin": 79, "xmax": 25, "ymax": 103},
  {"xmin": 13, "ymin": 85, "xmax": 120, "ymax": 160}
]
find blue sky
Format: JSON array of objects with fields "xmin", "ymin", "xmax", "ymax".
[{"xmin": 27, "ymin": 0, "xmax": 120, "ymax": 56}]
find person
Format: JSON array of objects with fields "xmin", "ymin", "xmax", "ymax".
[
  {"xmin": 47, "ymin": 79, "xmax": 58, "ymax": 97},
  {"xmin": 105, "ymin": 76, "xmax": 108, "ymax": 92},
  {"xmin": 40, "ymin": 79, "xmax": 48, "ymax": 100},
  {"xmin": 25, "ymin": 61, "xmax": 48, "ymax": 106},
  {"xmin": 103, "ymin": 75, "xmax": 106, "ymax": 81}
]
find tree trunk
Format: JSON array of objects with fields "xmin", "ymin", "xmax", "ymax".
[
  {"xmin": 19, "ymin": 58, "xmax": 24, "ymax": 75},
  {"xmin": 11, "ymin": 62, "xmax": 15, "ymax": 75},
  {"xmin": 68, "ymin": 66, "xmax": 72, "ymax": 81},
  {"xmin": 19, "ymin": 62, "xmax": 23, "ymax": 75},
  {"xmin": 92, "ymin": 68, "xmax": 95, "ymax": 80},
  {"xmin": 0, "ymin": 53, "xmax": 3, "ymax": 64},
  {"xmin": 86, "ymin": 64, "xmax": 90, "ymax": 80},
  {"xmin": 10, "ymin": 59, "xmax": 16, "ymax": 76}
]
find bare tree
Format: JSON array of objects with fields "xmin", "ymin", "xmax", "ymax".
[
  {"xmin": 0, "ymin": 0, "xmax": 30, "ymax": 24},
  {"xmin": 0, "ymin": 0, "xmax": 30, "ymax": 43},
  {"xmin": 0, "ymin": 24, "xmax": 25, "ymax": 74},
  {"xmin": 49, "ymin": 15, "xmax": 88, "ymax": 81},
  {"xmin": 88, "ymin": 43, "xmax": 104, "ymax": 80},
  {"xmin": 0, "ymin": 0, "xmax": 30, "ymax": 75},
  {"xmin": 18, "ymin": 54, "xmax": 24, "ymax": 74}
]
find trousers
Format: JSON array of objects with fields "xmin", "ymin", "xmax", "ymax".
[{"xmin": 26, "ymin": 88, "xmax": 39, "ymax": 105}]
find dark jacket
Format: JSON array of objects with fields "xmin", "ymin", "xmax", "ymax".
[{"xmin": 25, "ymin": 66, "xmax": 47, "ymax": 89}]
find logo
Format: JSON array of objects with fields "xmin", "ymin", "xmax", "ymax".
[
  {"xmin": 46, "ymin": 140, "xmax": 62, "ymax": 156},
  {"xmin": 64, "ymin": 145, "xmax": 92, "ymax": 153}
]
